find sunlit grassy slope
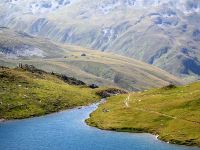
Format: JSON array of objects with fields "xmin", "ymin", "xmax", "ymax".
[
  {"xmin": 87, "ymin": 82, "xmax": 200, "ymax": 147},
  {"xmin": 0, "ymin": 67, "xmax": 100, "ymax": 119},
  {"xmin": 0, "ymin": 28, "xmax": 182, "ymax": 91}
]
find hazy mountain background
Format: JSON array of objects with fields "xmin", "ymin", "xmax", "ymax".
[
  {"xmin": 0, "ymin": 0, "xmax": 200, "ymax": 81},
  {"xmin": 0, "ymin": 27, "xmax": 182, "ymax": 91}
]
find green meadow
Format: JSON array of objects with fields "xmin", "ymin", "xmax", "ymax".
[
  {"xmin": 87, "ymin": 82, "xmax": 200, "ymax": 147},
  {"xmin": 0, "ymin": 67, "xmax": 100, "ymax": 119}
]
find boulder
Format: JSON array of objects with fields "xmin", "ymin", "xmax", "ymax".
[
  {"xmin": 89, "ymin": 84, "xmax": 99, "ymax": 89},
  {"xmin": 162, "ymin": 84, "xmax": 176, "ymax": 90},
  {"xmin": 81, "ymin": 53, "xmax": 86, "ymax": 56}
]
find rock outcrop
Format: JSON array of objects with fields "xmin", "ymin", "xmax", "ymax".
[{"xmin": 96, "ymin": 88, "xmax": 128, "ymax": 98}]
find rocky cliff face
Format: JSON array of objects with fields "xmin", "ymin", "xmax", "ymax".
[{"xmin": 1, "ymin": 0, "xmax": 200, "ymax": 80}]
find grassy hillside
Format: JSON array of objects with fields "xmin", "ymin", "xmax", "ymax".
[
  {"xmin": 0, "ymin": 66, "xmax": 100, "ymax": 119},
  {"xmin": 0, "ymin": 28, "xmax": 182, "ymax": 91},
  {"xmin": 86, "ymin": 82, "xmax": 200, "ymax": 147}
]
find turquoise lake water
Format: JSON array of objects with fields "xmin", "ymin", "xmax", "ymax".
[{"xmin": 0, "ymin": 103, "xmax": 199, "ymax": 150}]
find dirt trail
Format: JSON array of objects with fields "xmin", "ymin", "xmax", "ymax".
[
  {"xmin": 124, "ymin": 94, "xmax": 131, "ymax": 108},
  {"xmin": 124, "ymin": 94, "xmax": 200, "ymax": 125}
]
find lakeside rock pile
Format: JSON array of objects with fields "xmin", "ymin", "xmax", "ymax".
[{"xmin": 96, "ymin": 88, "xmax": 128, "ymax": 98}]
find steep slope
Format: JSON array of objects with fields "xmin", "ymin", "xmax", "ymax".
[
  {"xmin": 0, "ymin": 0, "xmax": 200, "ymax": 80},
  {"xmin": 87, "ymin": 82, "xmax": 200, "ymax": 147},
  {"xmin": 0, "ymin": 66, "xmax": 100, "ymax": 119},
  {"xmin": 0, "ymin": 28, "xmax": 182, "ymax": 91}
]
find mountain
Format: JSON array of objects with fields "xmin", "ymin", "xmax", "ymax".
[
  {"xmin": 0, "ymin": 0, "xmax": 200, "ymax": 80},
  {"xmin": 0, "ymin": 28, "xmax": 182, "ymax": 91}
]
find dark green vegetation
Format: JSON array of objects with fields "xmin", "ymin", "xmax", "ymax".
[
  {"xmin": 86, "ymin": 82, "xmax": 200, "ymax": 147},
  {"xmin": 0, "ymin": 66, "xmax": 100, "ymax": 119},
  {"xmin": 0, "ymin": 28, "xmax": 182, "ymax": 91},
  {"xmin": 96, "ymin": 88, "xmax": 128, "ymax": 98}
]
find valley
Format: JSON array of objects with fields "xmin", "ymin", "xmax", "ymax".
[
  {"xmin": 0, "ymin": 1, "xmax": 200, "ymax": 149},
  {"xmin": 0, "ymin": 28, "xmax": 182, "ymax": 91}
]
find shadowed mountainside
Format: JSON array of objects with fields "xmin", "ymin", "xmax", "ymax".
[
  {"xmin": 0, "ymin": 0, "xmax": 200, "ymax": 80},
  {"xmin": 0, "ymin": 28, "xmax": 182, "ymax": 91}
]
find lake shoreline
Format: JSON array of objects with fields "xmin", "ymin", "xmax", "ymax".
[
  {"xmin": 85, "ymin": 121, "xmax": 200, "ymax": 148},
  {"xmin": 0, "ymin": 119, "xmax": 5, "ymax": 122},
  {"xmin": 1, "ymin": 99, "xmax": 199, "ymax": 148},
  {"xmin": 1, "ymin": 101, "xmax": 199, "ymax": 150},
  {"xmin": 0, "ymin": 104, "xmax": 92, "ymax": 122},
  {"xmin": 0, "ymin": 99, "xmax": 103, "ymax": 123}
]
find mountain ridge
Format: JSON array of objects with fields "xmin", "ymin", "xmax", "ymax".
[
  {"xmin": 1, "ymin": 0, "xmax": 200, "ymax": 80},
  {"xmin": 0, "ymin": 27, "xmax": 182, "ymax": 91}
]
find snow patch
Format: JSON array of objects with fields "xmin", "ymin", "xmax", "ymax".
[{"xmin": 1, "ymin": 45, "xmax": 45, "ymax": 59}]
